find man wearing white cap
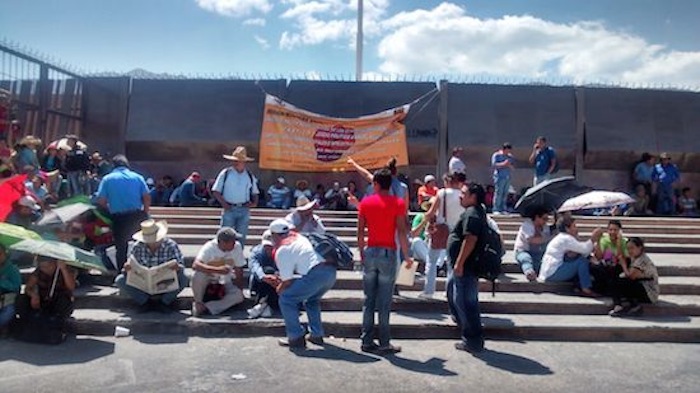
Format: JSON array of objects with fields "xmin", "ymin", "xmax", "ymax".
[
  {"xmin": 211, "ymin": 146, "xmax": 260, "ymax": 245},
  {"xmin": 114, "ymin": 219, "xmax": 188, "ymax": 313},
  {"xmin": 417, "ymin": 174, "xmax": 438, "ymax": 204},
  {"xmin": 267, "ymin": 176, "xmax": 291, "ymax": 209},
  {"xmin": 247, "ymin": 229, "xmax": 278, "ymax": 318},
  {"xmin": 190, "ymin": 227, "xmax": 246, "ymax": 317},
  {"xmin": 269, "ymin": 218, "xmax": 337, "ymax": 349},
  {"xmin": 284, "ymin": 196, "xmax": 326, "ymax": 234},
  {"xmin": 6, "ymin": 196, "xmax": 41, "ymax": 229}
]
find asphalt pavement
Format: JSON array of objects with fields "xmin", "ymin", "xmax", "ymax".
[{"xmin": 1, "ymin": 335, "xmax": 699, "ymax": 393}]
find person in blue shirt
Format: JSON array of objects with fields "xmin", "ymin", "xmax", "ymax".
[
  {"xmin": 652, "ymin": 152, "xmax": 681, "ymax": 215},
  {"xmin": 528, "ymin": 136, "xmax": 557, "ymax": 186},
  {"xmin": 247, "ymin": 230, "xmax": 278, "ymax": 317},
  {"xmin": 179, "ymin": 172, "xmax": 208, "ymax": 207},
  {"xmin": 96, "ymin": 155, "xmax": 150, "ymax": 270},
  {"xmin": 491, "ymin": 142, "xmax": 515, "ymax": 214}
]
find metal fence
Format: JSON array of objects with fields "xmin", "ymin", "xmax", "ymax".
[{"xmin": 0, "ymin": 40, "xmax": 84, "ymax": 147}]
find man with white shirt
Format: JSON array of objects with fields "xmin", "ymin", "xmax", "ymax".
[
  {"xmin": 539, "ymin": 216, "xmax": 604, "ymax": 297},
  {"xmin": 448, "ymin": 147, "xmax": 467, "ymax": 175},
  {"xmin": 211, "ymin": 146, "xmax": 260, "ymax": 245},
  {"xmin": 270, "ymin": 219, "xmax": 337, "ymax": 349},
  {"xmin": 190, "ymin": 227, "xmax": 246, "ymax": 317},
  {"xmin": 284, "ymin": 196, "xmax": 326, "ymax": 234}
]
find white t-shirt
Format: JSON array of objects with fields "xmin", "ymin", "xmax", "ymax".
[
  {"xmin": 448, "ymin": 156, "xmax": 466, "ymax": 175},
  {"xmin": 211, "ymin": 167, "xmax": 260, "ymax": 205},
  {"xmin": 195, "ymin": 239, "xmax": 246, "ymax": 280},
  {"xmin": 538, "ymin": 233, "xmax": 594, "ymax": 281},
  {"xmin": 514, "ymin": 219, "xmax": 552, "ymax": 253},
  {"xmin": 436, "ymin": 188, "xmax": 464, "ymax": 230},
  {"xmin": 274, "ymin": 233, "xmax": 323, "ymax": 281},
  {"xmin": 284, "ymin": 211, "xmax": 326, "ymax": 234}
]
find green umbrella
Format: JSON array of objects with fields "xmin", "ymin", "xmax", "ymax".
[
  {"xmin": 0, "ymin": 222, "xmax": 42, "ymax": 248},
  {"xmin": 10, "ymin": 238, "xmax": 109, "ymax": 273}
]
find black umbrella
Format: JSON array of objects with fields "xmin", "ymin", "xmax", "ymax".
[{"xmin": 514, "ymin": 176, "xmax": 590, "ymax": 217}]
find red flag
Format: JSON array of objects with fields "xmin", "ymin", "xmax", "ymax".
[{"xmin": 0, "ymin": 174, "xmax": 27, "ymax": 221}]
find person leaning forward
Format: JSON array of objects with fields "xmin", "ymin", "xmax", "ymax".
[
  {"xmin": 211, "ymin": 146, "xmax": 260, "ymax": 246},
  {"xmin": 114, "ymin": 220, "xmax": 189, "ymax": 313},
  {"xmin": 270, "ymin": 219, "xmax": 337, "ymax": 350},
  {"xmin": 190, "ymin": 227, "xmax": 246, "ymax": 317},
  {"xmin": 96, "ymin": 155, "xmax": 150, "ymax": 271}
]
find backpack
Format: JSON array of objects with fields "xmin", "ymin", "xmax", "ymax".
[
  {"xmin": 302, "ymin": 232, "xmax": 354, "ymax": 269},
  {"xmin": 470, "ymin": 212, "xmax": 504, "ymax": 296},
  {"xmin": 14, "ymin": 312, "xmax": 67, "ymax": 345}
]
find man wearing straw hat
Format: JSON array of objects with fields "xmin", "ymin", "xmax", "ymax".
[
  {"xmin": 114, "ymin": 219, "xmax": 188, "ymax": 313},
  {"xmin": 211, "ymin": 146, "xmax": 260, "ymax": 245},
  {"xmin": 284, "ymin": 196, "xmax": 326, "ymax": 234}
]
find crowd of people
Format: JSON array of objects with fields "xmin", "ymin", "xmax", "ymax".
[{"xmin": 0, "ymin": 137, "xmax": 680, "ymax": 352}]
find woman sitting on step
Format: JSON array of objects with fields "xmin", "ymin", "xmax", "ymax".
[
  {"xmin": 538, "ymin": 216, "xmax": 604, "ymax": 297},
  {"xmin": 608, "ymin": 237, "xmax": 659, "ymax": 317}
]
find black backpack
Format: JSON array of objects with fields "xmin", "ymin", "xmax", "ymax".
[
  {"xmin": 303, "ymin": 232, "xmax": 354, "ymax": 269},
  {"xmin": 471, "ymin": 213, "xmax": 504, "ymax": 296},
  {"xmin": 14, "ymin": 312, "xmax": 67, "ymax": 345}
]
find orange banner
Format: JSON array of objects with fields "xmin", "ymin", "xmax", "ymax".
[{"xmin": 259, "ymin": 95, "xmax": 409, "ymax": 172}]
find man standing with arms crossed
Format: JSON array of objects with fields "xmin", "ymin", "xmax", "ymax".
[
  {"xmin": 357, "ymin": 167, "xmax": 413, "ymax": 354},
  {"xmin": 211, "ymin": 146, "xmax": 260, "ymax": 245}
]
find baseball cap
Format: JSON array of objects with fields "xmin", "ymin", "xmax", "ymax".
[
  {"xmin": 216, "ymin": 227, "xmax": 240, "ymax": 243},
  {"xmin": 269, "ymin": 218, "xmax": 291, "ymax": 234},
  {"xmin": 277, "ymin": 177, "xmax": 285, "ymax": 184},
  {"xmin": 261, "ymin": 229, "xmax": 273, "ymax": 247},
  {"xmin": 424, "ymin": 174, "xmax": 436, "ymax": 183}
]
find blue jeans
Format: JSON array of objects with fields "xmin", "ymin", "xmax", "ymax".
[
  {"xmin": 423, "ymin": 248, "xmax": 446, "ymax": 295},
  {"xmin": 545, "ymin": 256, "xmax": 592, "ymax": 289},
  {"xmin": 493, "ymin": 176, "xmax": 510, "ymax": 213},
  {"xmin": 361, "ymin": 247, "xmax": 398, "ymax": 347},
  {"xmin": 515, "ymin": 249, "xmax": 544, "ymax": 275},
  {"xmin": 279, "ymin": 264, "xmax": 337, "ymax": 340},
  {"xmin": 115, "ymin": 269, "xmax": 189, "ymax": 306},
  {"xmin": 67, "ymin": 171, "xmax": 87, "ymax": 197},
  {"xmin": 221, "ymin": 206, "xmax": 251, "ymax": 245},
  {"xmin": 0, "ymin": 303, "xmax": 15, "ymax": 327},
  {"xmin": 656, "ymin": 184, "xmax": 674, "ymax": 215},
  {"xmin": 450, "ymin": 270, "xmax": 483, "ymax": 346}
]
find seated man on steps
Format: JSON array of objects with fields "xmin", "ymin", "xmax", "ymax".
[
  {"xmin": 247, "ymin": 230, "xmax": 278, "ymax": 318},
  {"xmin": 115, "ymin": 220, "xmax": 189, "ymax": 313},
  {"xmin": 270, "ymin": 219, "xmax": 337, "ymax": 349},
  {"xmin": 191, "ymin": 227, "xmax": 246, "ymax": 317}
]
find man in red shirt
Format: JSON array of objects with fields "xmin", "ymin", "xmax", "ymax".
[{"xmin": 357, "ymin": 168, "xmax": 413, "ymax": 354}]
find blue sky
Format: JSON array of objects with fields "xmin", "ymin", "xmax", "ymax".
[{"xmin": 1, "ymin": 0, "xmax": 699, "ymax": 86}]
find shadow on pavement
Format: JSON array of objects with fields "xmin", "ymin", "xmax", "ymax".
[
  {"xmin": 131, "ymin": 334, "xmax": 189, "ymax": 344},
  {"xmin": 473, "ymin": 349, "xmax": 553, "ymax": 375},
  {"xmin": 293, "ymin": 342, "xmax": 380, "ymax": 364},
  {"xmin": 384, "ymin": 354, "xmax": 458, "ymax": 376},
  {"xmin": 0, "ymin": 337, "xmax": 115, "ymax": 365}
]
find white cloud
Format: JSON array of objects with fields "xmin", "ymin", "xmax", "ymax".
[
  {"xmin": 195, "ymin": 0, "xmax": 272, "ymax": 17},
  {"xmin": 243, "ymin": 18, "xmax": 266, "ymax": 26},
  {"xmin": 254, "ymin": 35, "xmax": 270, "ymax": 49},
  {"xmin": 375, "ymin": 2, "xmax": 700, "ymax": 87},
  {"xmin": 278, "ymin": 0, "xmax": 390, "ymax": 50}
]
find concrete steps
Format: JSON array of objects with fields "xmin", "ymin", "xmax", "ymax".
[{"xmin": 50, "ymin": 207, "xmax": 700, "ymax": 342}]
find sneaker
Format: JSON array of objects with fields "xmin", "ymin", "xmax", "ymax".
[
  {"xmin": 247, "ymin": 302, "xmax": 267, "ymax": 319},
  {"xmin": 608, "ymin": 305, "xmax": 628, "ymax": 317},
  {"xmin": 361, "ymin": 342, "xmax": 380, "ymax": 353},
  {"xmin": 417, "ymin": 293, "xmax": 433, "ymax": 300},
  {"xmin": 525, "ymin": 270, "xmax": 537, "ymax": 282},
  {"xmin": 377, "ymin": 343, "xmax": 402, "ymax": 354},
  {"xmin": 306, "ymin": 335, "xmax": 325, "ymax": 345},
  {"xmin": 278, "ymin": 336, "xmax": 306, "ymax": 349},
  {"xmin": 260, "ymin": 305, "xmax": 272, "ymax": 318}
]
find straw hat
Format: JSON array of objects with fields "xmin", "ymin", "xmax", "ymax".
[
  {"xmin": 132, "ymin": 220, "xmax": 168, "ymax": 243},
  {"xmin": 295, "ymin": 196, "xmax": 317, "ymax": 211},
  {"xmin": 223, "ymin": 146, "xmax": 254, "ymax": 162},
  {"xmin": 19, "ymin": 135, "xmax": 42, "ymax": 147}
]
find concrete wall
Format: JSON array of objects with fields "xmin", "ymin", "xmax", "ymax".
[{"xmin": 81, "ymin": 79, "xmax": 700, "ymax": 199}]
